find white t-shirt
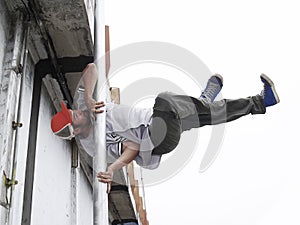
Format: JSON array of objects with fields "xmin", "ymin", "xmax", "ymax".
[{"xmin": 74, "ymin": 86, "xmax": 161, "ymax": 169}]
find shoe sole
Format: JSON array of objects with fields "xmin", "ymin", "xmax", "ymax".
[{"xmin": 260, "ymin": 73, "xmax": 280, "ymax": 103}]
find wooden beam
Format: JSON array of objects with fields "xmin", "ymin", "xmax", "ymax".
[
  {"xmin": 127, "ymin": 163, "xmax": 150, "ymax": 225},
  {"xmin": 105, "ymin": 25, "xmax": 110, "ymax": 77}
]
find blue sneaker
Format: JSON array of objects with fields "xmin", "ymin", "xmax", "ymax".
[
  {"xmin": 200, "ymin": 74, "xmax": 223, "ymax": 102},
  {"xmin": 260, "ymin": 74, "xmax": 280, "ymax": 107}
]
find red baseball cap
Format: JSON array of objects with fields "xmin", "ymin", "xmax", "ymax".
[{"xmin": 51, "ymin": 102, "xmax": 75, "ymax": 140}]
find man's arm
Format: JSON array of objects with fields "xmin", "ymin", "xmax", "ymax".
[
  {"xmin": 81, "ymin": 63, "xmax": 104, "ymax": 114},
  {"xmin": 97, "ymin": 141, "xmax": 139, "ymax": 193},
  {"xmin": 87, "ymin": 62, "xmax": 137, "ymax": 192}
]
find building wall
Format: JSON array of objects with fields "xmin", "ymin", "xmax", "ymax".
[
  {"xmin": 8, "ymin": 54, "xmax": 35, "ymax": 225},
  {"xmin": 31, "ymin": 86, "xmax": 73, "ymax": 225},
  {"xmin": 0, "ymin": 3, "xmax": 18, "ymax": 223},
  {"xmin": 30, "ymin": 85, "xmax": 93, "ymax": 225},
  {"xmin": 0, "ymin": 0, "xmax": 9, "ymax": 77},
  {"xmin": 0, "ymin": 0, "xmax": 11, "ymax": 156},
  {"xmin": 0, "ymin": 1, "xmax": 94, "ymax": 224},
  {"xmin": 78, "ymin": 169, "xmax": 93, "ymax": 225}
]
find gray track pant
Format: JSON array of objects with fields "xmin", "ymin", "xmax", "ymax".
[{"xmin": 149, "ymin": 92, "xmax": 266, "ymax": 155}]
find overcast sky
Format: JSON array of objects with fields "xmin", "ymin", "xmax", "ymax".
[{"xmin": 106, "ymin": 1, "xmax": 300, "ymax": 224}]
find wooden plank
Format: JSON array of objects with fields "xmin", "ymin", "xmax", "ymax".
[
  {"xmin": 110, "ymin": 87, "xmax": 120, "ymax": 104},
  {"xmin": 127, "ymin": 162, "xmax": 150, "ymax": 225},
  {"xmin": 42, "ymin": 75, "xmax": 64, "ymax": 112},
  {"xmin": 105, "ymin": 25, "xmax": 110, "ymax": 76},
  {"xmin": 71, "ymin": 139, "xmax": 79, "ymax": 168},
  {"xmin": 80, "ymin": 159, "xmax": 93, "ymax": 187}
]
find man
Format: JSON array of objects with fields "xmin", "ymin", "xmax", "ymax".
[{"xmin": 51, "ymin": 63, "xmax": 279, "ymax": 192}]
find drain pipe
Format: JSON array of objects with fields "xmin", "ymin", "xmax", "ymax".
[
  {"xmin": 11, "ymin": 16, "xmax": 24, "ymax": 73},
  {"xmin": 8, "ymin": 12, "xmax": 30, "ymax": 210},
  {"xmin": 0, "ymin": 13, "xmax": 27, "ymax": 225},
  {"xmin": 0, "ymin": 11, "xmax": 25, "ymax": 210},
  {"xmin": 93, "ymin": 0, "xmax": 109, "ymax": 224}
]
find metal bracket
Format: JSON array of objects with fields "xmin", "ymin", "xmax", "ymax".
[
  {"xmin": 0, "ymin": 171, "xmax": 18, "ymax": 208},
  {"xmin": 3, "ymin": 171, "xmax": 18, "ymax": 188},
  {"xmin": 10, "ymin": 64, "xmax": 23, "ymax": 75},
  {"xmin": 18, "ymin": 64, "xmax": 23, "ymax": 74},
  {"xmin": 12, "ymin": 121, "xmax": 23, "ymax": 130}
]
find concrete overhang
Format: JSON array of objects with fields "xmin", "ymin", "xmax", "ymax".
[
  {"xmin": 4, "ymin": 0, "xmax": 95, "ymax": 96},
  {"xmin": 5, "ymin": 0, "xmax": 94, "ymax": 60},
  {"xmin": 34, "ymin": 0, "xmax": 94, "ymax": 58}
]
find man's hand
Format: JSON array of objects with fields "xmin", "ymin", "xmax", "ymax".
[
  {"xmin": 94, "ymin": 101, "xmax": 105, "ymax": 114},
  {"xmin": 96, "ymin": 141, "xmax": 140, "ymax": 194},
  {"xmin": 97, "ymin": 167, "xmax": 113, "ymax": 193},
  {"xmin": 85, "ymin": 98, "xmax": 105, "ymax": 120}
]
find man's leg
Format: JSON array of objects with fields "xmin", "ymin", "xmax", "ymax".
[
  {"xmin": 181, "ymin": 74, "xmax": 280, "ymax": 131},
  {"xmin": 181, "ymin": 95, "xmax": 265, "ymax": 131},
  {"xmin": 150, "ymin": 75, "xmax": 224, "ymax": 155},
  {"xmin": 150, "ymin": 74, "xmax": 279, "ymax": 154},
  {"xmin": 151, "ymin": 94, "xmax": 265, "ymax": 154}
]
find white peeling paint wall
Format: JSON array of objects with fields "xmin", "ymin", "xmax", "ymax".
[
  {"xmin": 0, "ymin": 3, "xmax": 21, "ymax": 223},
  {"xmin": 0, "ymin": 0, "xmax": 9, "ymax": 75},
  {"xmin": 31, "ymin": 86, "xmax": 73, "ymax": 225},
  {"xmin": 78, "ymin": 168, "xmax": 93, "ymax": 225},
  {"xmin": 0, "ymin": 5, "xmax": 8, "ymax": 219},
  {"xmin": 31, "ymin": 86, "xmax": 93, "ymax": 225},
  {"xmin": 0, "ymin": 1, "xmax": 95, "ymax": 224},
  {"xmin": 8, "ymin": 55, "xmax": 34, "ymax": 225}
]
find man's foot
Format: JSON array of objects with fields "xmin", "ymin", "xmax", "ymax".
[
  {"xmin": 260, "ymin": 73, "xmax": 280, "ymax": 107},
  {"xmin": 200, "ymin": 74, "xmax": 223, "ymax": 102}
]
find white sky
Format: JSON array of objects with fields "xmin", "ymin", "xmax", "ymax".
[{"xmin": 106, "ymin": 1, "xmax": 300, "ymax": 224}]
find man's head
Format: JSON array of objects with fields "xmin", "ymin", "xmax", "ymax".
[{"xmin": 51, "ymin": 102, "xmax": 92, "ymax": 140}]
